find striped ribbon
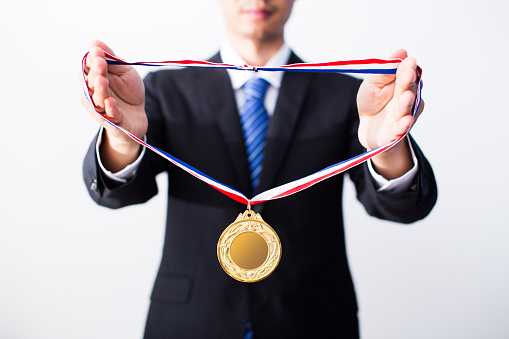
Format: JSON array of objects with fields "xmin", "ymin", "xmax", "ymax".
[{"xmin": 82, "ymin": 51, "xmax": 422, "ymax": 206}]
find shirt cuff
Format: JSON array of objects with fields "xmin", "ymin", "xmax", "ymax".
[
  {"xmin": 367, "ymin": 136, "xmax": 419, "ymax": 193},
  {"xmin": 95, "ymin": 127, "xmax": 146, "ymax": 184}
]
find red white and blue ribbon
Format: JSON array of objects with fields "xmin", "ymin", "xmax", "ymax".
[{"xmin": 82, "ymin": 51, "xmax": 422, "ymax": 206}]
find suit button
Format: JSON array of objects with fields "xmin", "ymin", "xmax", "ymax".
[{"xmin": 90, "ymin": 177, "xmax": 98, "ymax": 192}]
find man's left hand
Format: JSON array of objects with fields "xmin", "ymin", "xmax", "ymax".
[{"xmin": 356, "ymin": 49, "xmax": 424, "ymax": 179}]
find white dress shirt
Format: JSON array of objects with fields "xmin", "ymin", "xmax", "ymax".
[{"xmin": 98, "ymin": 42, "xmax": 418, "ymax": 192}]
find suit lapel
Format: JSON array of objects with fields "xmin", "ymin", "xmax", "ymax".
[
  {"xmin": 198, "ymin": 52, "xmax": 312, "ymax": 207},
  {"xmin": 255, "ymin": 53, "xmax": 313, "ymax": 211},
  {"xmin": 203, "ymin": 53, "xmax": 252, "ymax": 197}
]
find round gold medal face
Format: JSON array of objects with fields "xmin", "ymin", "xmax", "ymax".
[
  {"xmin": 230, "ymin": 232, "xmax": 268, "ymax": 269},
  {"xmin": 217, "ymin": 210, "xmax": 281, "ymax": 283}
]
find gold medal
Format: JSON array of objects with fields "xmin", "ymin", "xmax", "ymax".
[{"xmin": 217, "ymin": 209, "xmax": 281, "ymax": 283}]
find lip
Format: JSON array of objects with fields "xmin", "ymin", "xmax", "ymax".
[{"xmin": 243, "ymin": 9, "xmax": 273, "ymax": 20}]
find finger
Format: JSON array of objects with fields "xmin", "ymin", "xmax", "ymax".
[
  {"xmin": 90, "ymin": 40, "xmax": 116, "ymax": 55},
  {"xmin": 401, "ymin": 81, "xmax": 425, "ymax": 121},
  {"xmin": 393, "ymin": 98, "xmax": 425, "ymax": 137},
  {"xmin": 364, "ymin": 49, "xmax": 408, "ymax": 87},
  {"xmin": 89, "ymin": 40, "xmax": 128, "ymax": 75},
  {"xmin": 389, "ymin": 49, "xmax": 408, "ymax": 60},
  {"xmin": 78, "ymin": 69, "xmax": 102, "ymax": 116},
  {"xmin": 393, "ymin": 57, "xmax": 418, "ymax": 100},
  {"xmin": 397, "ymin": 89, "xmax": 416, "ymax": 117},
  {"xmin": 82, "ymin": 93, "xmax": 123, "ymax": 132},
  {"xmin": 392, "ymin": 114, "xmax": 415, "ymax": 137},
  {"xmin": 91, "ymin": 72, "xmax": 111, "ymax": 112},
  {"xmin": 85, "ymin": 48, "xmax": 108, "ymax": 95},
  {"xmin": 392, "ymin": 86, "xmax": 416, "ymax": 136},
  {"xmin": 79, "ymin": 87, "xmax": 121, "ymax": 131},
  {"xmin": 104, "ymin": 97, "xmax": 123, "ymax": 125},
  {"xmin": 86, "ymin": 41, "xmax": 115, "ymax": 76},
  {"xmin": 85, "ymin": 46, "xmax": 106, "ymax": 76}
]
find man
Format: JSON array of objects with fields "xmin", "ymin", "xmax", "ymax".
[{"xmin": 80, "ymin": 0, "xmax": 437, "ymax": 338}]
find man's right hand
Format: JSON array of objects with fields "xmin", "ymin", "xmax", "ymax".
[{"xmin": 79, "ymin": 40, "xmax": 147, "ymax": 172}]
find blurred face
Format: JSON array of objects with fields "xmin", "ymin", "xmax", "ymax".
[{"xmin": 221, "ymin": 0, "xmax": 295, "ymax": 42}]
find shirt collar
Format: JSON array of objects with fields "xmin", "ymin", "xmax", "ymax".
[{"xmin": 220, "ymin": 41, "xmax": 291, "ymax": 91}]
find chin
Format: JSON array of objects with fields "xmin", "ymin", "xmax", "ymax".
[{"xmin": 239, "ymin": 24, "xmax": 282, "ymax": 41}]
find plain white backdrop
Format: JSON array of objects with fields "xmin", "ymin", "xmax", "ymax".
[{"xmin": 1, "ymin": 0, "xmax": 508, "ymax": 338}]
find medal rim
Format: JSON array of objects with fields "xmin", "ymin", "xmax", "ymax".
[{"xmin": 217, "ymin": 210, "xmax": 281, "ymax": 283}]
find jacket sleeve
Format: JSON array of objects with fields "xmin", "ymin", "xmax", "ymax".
[
  {"xmin": 82, "ymin": 131, "xmax": 161, "ymax": 209},
  {"xmin": 350, "ymin": 134, "xmax": 438, "ymax": 224},
  {"xmin": 82, "ymin": 72, "xmax": 168, "ymax": 209},
  {"xmin": 344, "ymin": 78, "xmax": 438, "ymax": 224}
]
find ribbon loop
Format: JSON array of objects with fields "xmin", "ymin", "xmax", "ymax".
[{"xmin": 82, "ymin": 52, "xmax": 422, "ymax": 207}]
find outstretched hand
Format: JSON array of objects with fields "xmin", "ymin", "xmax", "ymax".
[
  {"xmin": 357, "ymin": 49, "xmax": 423, "ymax": 149},
  {"xmin": 356, "ymin": 49, "xmax": 424, "ymax": 179},
  {"xmin": 79, "ymin": 40, "xmax": 147, "ymax": 171}
]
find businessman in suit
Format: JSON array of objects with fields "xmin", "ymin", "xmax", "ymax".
[{"xmin": 80, "ymin": 0, "xmax": 437, "ymax": 338}]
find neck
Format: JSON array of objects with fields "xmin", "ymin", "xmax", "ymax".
[{"xmin": 228, "ymin": 34, "xmax": 285, "ymax": 66}]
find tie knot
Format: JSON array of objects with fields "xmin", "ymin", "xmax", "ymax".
[{"xmin": 243, "ymin": 78, "xmax": 270, "ymax": 101}]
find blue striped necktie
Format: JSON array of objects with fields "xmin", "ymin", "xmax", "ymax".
[{"xmin": 240, "ymin": 78, "xmax": 270, "ymax": 191}]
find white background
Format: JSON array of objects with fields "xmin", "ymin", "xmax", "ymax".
[{"xmin": 1, "ymin": 0, "xmax": 508, "ymax": 338}]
